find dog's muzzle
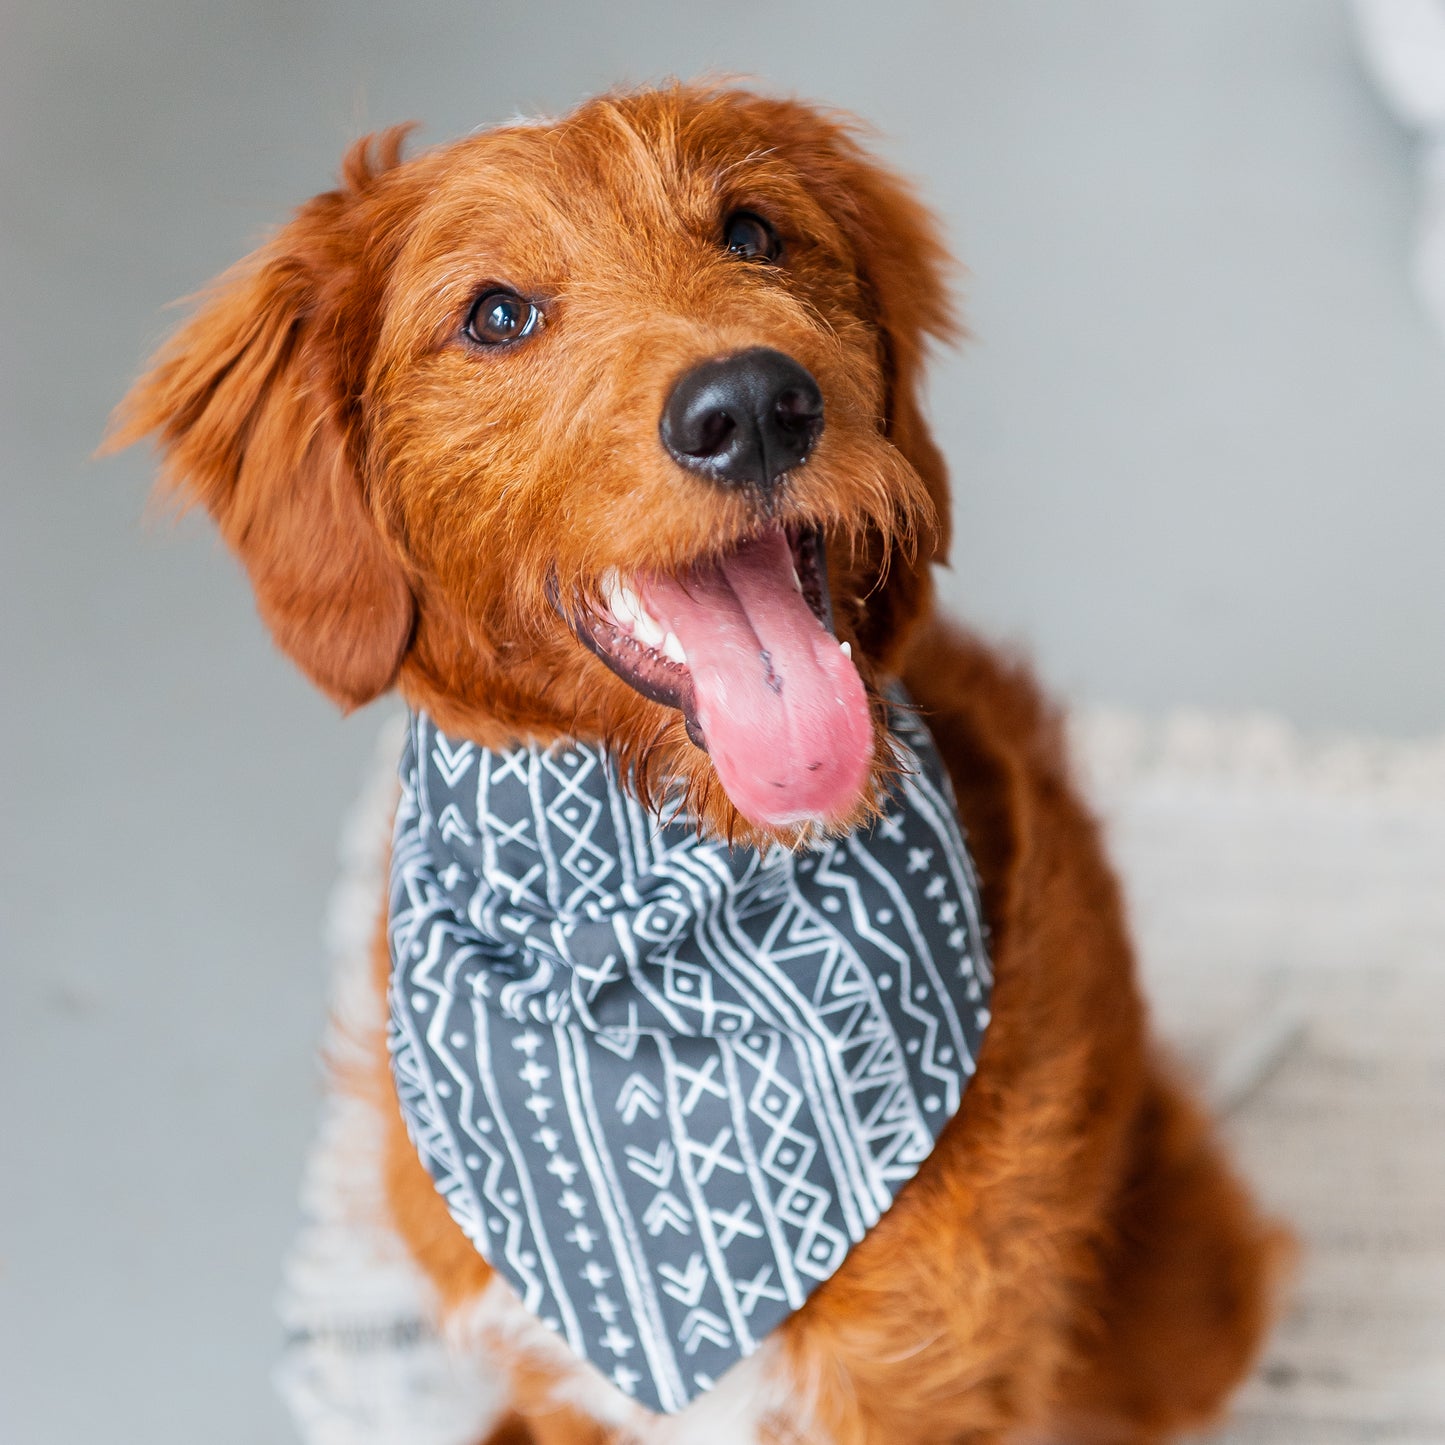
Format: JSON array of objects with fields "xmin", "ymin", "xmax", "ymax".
[{"xmin": 659, "ymin": 347, "xmax": 824, "ymax": 492}]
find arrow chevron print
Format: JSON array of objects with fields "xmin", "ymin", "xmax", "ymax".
[{"xmin": 387, "ymin": 699, "xmax": 992, "ymax": 1413}]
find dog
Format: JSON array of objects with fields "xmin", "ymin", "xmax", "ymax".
[{"xmin": 113, "ymin": 84, "xmax": 1288, "ymax": 1445}]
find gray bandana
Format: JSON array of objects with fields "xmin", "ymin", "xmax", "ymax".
[{"xmin": 387, "ymin": 702, "xmax": 992, "ymax": 1413}]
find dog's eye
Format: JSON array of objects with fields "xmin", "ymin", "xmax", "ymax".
[
  {"xmin": 722, "ymin": 211, "xmax": 781, "ymax": 263},
  {"xmin": 465, "ymin": 290, "xmax": 542, "ymax": 346}
]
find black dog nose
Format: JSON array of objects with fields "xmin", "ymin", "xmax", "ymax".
[{"xmin": 659, "ymin": 348, "xmax": 824, "ymax": 490}]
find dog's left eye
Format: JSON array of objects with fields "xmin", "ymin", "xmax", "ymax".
[
  {"xmin": 722, "ymin": 211, "xmax": 781, "ymax": 263},
  {"xmin": 465, "ymin": 290, "xmax": 543, "ymax": 346}
]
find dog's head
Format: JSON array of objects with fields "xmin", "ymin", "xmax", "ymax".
[{"xmin": 112, "ymin": 85, "xmax": 956, "ymax": 843}]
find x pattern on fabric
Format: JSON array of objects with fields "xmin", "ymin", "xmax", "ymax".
[{"xmin": 387, "ymin": 702, "xmax": 992, "ymax": 1412}]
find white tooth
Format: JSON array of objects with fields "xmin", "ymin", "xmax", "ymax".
[
  {"xmin": 611, "ymin": 585, "xmax": 644, "ymax": 632},
  {"xmin": 601, "ymin": 569, "xmax": 626, "ymax": 619},
  {"xmin": 790, "ymin": 564, "xmax": 804, "ymax": 592},
  {"xmin": 632, "ymin": 604, "xmax": 664, "ymax": 650},
  {"xmin": 661, "ymin": 631, "xmax": 687, "ymax": 665},
  {"xmin": 839, "ymin": 640, "xmax": 852, "ymax": 659},
  {"xmin": 599, "ymin": 570, "xmax": 672, "ymax": 654}
]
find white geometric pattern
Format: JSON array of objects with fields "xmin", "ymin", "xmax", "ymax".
[{"xmin": 387, "ymin": 698, "xmax": 991, "ymax": 1413}]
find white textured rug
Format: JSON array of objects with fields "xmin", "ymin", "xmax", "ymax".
[{"xmin": 277, "ymin": 710, "xmax": 1445, "ymax": 1445}]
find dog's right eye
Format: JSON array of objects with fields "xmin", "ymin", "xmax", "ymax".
[
  {"xmin": 722, "ymin": 211, "xmax": 781, "ymax": 263},
  {"xmin": 464, "ymin": 290, "xmax": 543, "ymax": 347}
]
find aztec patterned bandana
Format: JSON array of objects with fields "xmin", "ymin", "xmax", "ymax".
[{"xmin": 387, "ymin": 702, "xmax": 993, "ymax": 1414}]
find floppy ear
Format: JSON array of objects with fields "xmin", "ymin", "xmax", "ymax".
[
  {"xmin": 812, "ymin": 131, "xmax": 957, "ymax": 561},
  {"xmin": 106, "ymin": 130, "xmax": 418, "ymax": 711}
]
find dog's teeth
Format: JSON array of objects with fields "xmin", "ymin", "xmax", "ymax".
[
  {"xmin": 633, "ymin": 615, "xmax": 665, "ymax": 649},
  {"xmin": 609, "ymin": 582, "xmax": 646, "ymax": 632},
  {"xmin": 598, "ymin": 570, "xmax": 674, "ymax": 656},
  {"xmin": 839, "ymin": 640, "xmax": 852, "ymax": 659},
  {"xmin": 790, "ymin": 564, "xmax": 804, "ymax": 592},
  {"xmin": 601, "ymin": 570, "xmax": 627, "ymax": 619},
  {"xmin": 621, "ymin": 586, "xmax": 667, "ymax": 648},
  {"xmin": 661, "ymin": 631, "xmax": 687, "ymax": 665}
]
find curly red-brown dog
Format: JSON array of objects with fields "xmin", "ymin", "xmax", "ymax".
[{"xmin": 114, "ymin": 83, "xmax": 1289, "ymax": 1445}]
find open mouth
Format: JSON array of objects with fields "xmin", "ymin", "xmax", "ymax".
[{"xmin": 564, "ymin": 524, "xmax": 874, "ymax": 828}]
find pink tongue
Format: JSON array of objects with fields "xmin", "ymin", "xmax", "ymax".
[{"xmin": 639, "ymin": 528, "xmax": 872, "ymax": 827}]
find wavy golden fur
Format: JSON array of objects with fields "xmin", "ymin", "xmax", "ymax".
[{"xmin": 112, "ymin": 84, "xmax": 1289, "ymax": 1444}]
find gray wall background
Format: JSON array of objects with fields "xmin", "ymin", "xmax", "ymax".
[{"xmin": 3, "ymin": 3, "xmax": 1441, "ymax": 1443}]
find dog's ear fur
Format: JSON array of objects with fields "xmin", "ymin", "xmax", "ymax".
[{"xmin": 106, "ymin": 129, "xmax": 419, "ymax": 711}]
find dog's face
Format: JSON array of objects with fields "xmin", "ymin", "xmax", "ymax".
[{"xmin": 114, "ymin": 86, "xmax": 955, "ymax": 843}]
